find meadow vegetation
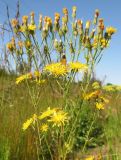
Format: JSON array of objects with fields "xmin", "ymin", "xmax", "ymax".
[{"xmin": 0, "ymin": 5, "xmax": 121, "ymax": 160}]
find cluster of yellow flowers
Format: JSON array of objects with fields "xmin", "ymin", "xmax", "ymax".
[
  {"xmin": 15, "ymin": 61, "xmax": 87, "ymax": 83},
  {"xmin": 16, "ymin": 73, "xmax": 32, "ymax": 84},
  {"xmin": 103, "ymin": 84, "xmax": 121, "ymax": 92},
  {"xmin": 92, "ymin": 82, "xmax": 101, "ymax": 89},
  {"xmin": 16, "ymin": 71, "xmax": 46, "ymax": 85},
  {"xmin": 84, "ymin": 88, "xmax": 109, "ymax": 110},
  {"xmin": 83, "ymin": 90, "xmax": 101, "ymax": 100},
  {"xmin": 22, "ymin": 107, "xmax": 68, "ymax": 132},
  {"xmin": 44, "ymin": 61, "xmax": 87, "ymax": 77}
]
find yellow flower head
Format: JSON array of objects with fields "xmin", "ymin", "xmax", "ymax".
[
  {"xmin": 92, "ymin": 81, "xmax": 100, "ymax": 89},
  {"xmin": 28, "ymin": 24, "xmax": 36, "ymax": 31},
  {"xmin": 16, "ymin": 73, "xmax": 32, "ymax": 84},
  {"xmin": 84, "ymin": 90, "xmax": 101, "ymax": 100},
  {"xmin": 72, "ymin": 6, "xmax": 77, "ymax": 13},
  {"xmin": 40, "ymin": 124, "xmax": 48, "ymax": 132},
  {"xmin": 44, "ymin": 62, "xmax": 68, "ymax": 77},
  {"xmin": 96, "ymin": 102, "xmax": 105, "ymax": 110},
  {"xmin": 38, "ymin": 107, "xmax": 57, "ymax": 120},
  {"xmin": 47, "ymin": 17, "xmax": 52, "ymax": 26},
  {"xmin": 63, "ymin": 8, "xmax": 68, "ymax": 15},
  {"xmin": 24, "ymin": 40, "xmax": 31, "ymax": 48},
  {"xmin": 11, "ymin": 19, "xmax": 18, "ymax": 27},
  {"xmin": 86, "ymin": 21, "xmax": 91, "ymax": 29},
  {"xmin": 101, "ymin": 38, "xmax": 108, "ymax": 48},
  {"xmin": 106, "ymin": 27, "xmax": 117, "ymax": 36},
  {"xmin": 22, "ymin": 16, "xmax": 28, "ymax": 24},
  {"xmin": 44, "ymin": 16, "xmax": 52, "ymax": 28},
  {"xmin": 22, "ymin": 114, "xmax": 37, "ymax": 131},
  {"xmin": 77, "ymin": 19, "xmax": 83, "ymax": 28},
  {"xmin": 49, "ymin": 110, "xmax": 68, "ymax": 127},
  {"xmin": 19, "ymin": 25, "xmax": 27, "ymax": 32},
  {"xmin": 95, "ymin": 9, "xmax": 99, "ymax": 17},
  {"xmin": 85, "ymin": 156, "xmax": 95, "ymax": 160},
  {"xmin": 34, "ymin": 70, "xmax": 41, "ymax": 77},
  {"xmin": 18, "ymin": 41, "xmax": 24, "ymax": 49},
  {"xmin": 69, "ymin": 62, "xmax": 88, "ymax": 72},
  {"xmin": 30, "ymin": 11, "xmax": 35, "ymax": 17},
  {"xmin": 100, "ymin": 96, "xmax": 109, "ymax": 104},
  {"xmin": 22, "ymin": 118, "xmax": 33, "ymax": 131},
  {"xmin": 7, "ymin": 42, "xmax": 14, "ymax": 52},
  {"xmin": 55, "ymin": 13, "xmax": 60, "ymax": 22}
]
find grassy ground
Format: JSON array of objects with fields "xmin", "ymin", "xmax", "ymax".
[{"xmin": 0, "ymin": 72, "xmax": 121, "ymax": 160}]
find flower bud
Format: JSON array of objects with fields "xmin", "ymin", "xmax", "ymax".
[
  {"xmin": 38, "ymin": 14, "xmax": 43, "ymax": 30},
  {"xmin": 54, "ymin": 39, "xmax": 58, "ymax": 49},
  {"xmin": 93, "ymin": 9, "xmax": 99, "ymax": 25},
  {"xmin": 22, "ymin": 16, "xmax": 28, "ymax": 25},
  {"xmin": 72, "ymin": 6, "xmax": 77, "ymax": 18},
  {"xmin": 30, "ymin": 13, "xmax": 35, "ymax": 25},
  {"xmin": 85, "ymin": 21, "xmax": 91, "ymax": 29},
  {"xmin": 63, "ymin": 8, "xmax": 68, "ymax": 16}
]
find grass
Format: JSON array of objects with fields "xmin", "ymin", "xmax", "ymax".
[{"xmin": 0, "ymin": 71, "xmax": 121, "ymax": 160}]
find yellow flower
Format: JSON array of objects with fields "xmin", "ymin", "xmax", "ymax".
[
  {"xmin": 18, "ymin": 41, "xmax": 24, "ymax": 49},
  {"xmin": 40, "ymin": 124, "xmax": 48, "ymax": 132},
  {"xmin": 84, "ymin": 90, "xmax": 100, "ymax": 100},
  {"xmin": 11, "ymin": 19, "xmax": 18, "ymax": 28},
  {"xmin": 85, "ymin": 21, "xmax": 91, "ymax": 29},
  {"xmin": 92, "ymin": 82, "xmax": 100, "ymax": 89},
  {"xmin": 69, "ymin": 62, "xmax": 88, "ymax": 72},
  {"xmin": 38, "ymin": 107, "xmax": 57, "ymax": 120},
  {"xmin": 85, "ymin": 156, "xmax": 95, "ymax": 160},
  {"xmin": 16, "ymin": 73, "xmax": 32, "ymax": 84},
  {"xmin": 55, "ymin": 13, "xmax": 60, "ymax": 22},
  {"xmin": 7, "ymin": 42, "xmax": 14, "ymax": 52},
  {"xmin": 22, "ymin": 114, "xmax": 37, "ymax": 131},
  {"xmin": 44, "ymin": 16, "xmax": 52, "ymax": 27},
  {"xmin": 22, "ymin": 15, "xmax": 28, "ymax": 24},
  {"xmin": 100, "ymin": 96, "xmax": 109, "ymax": 104},
  {"xmin": 28, "ymin": 24, "xmax": 36, "ymax": 31},
  {"xmin": 72, "ymin": 6, "xmax": 77, "ymax": 12},
  {"xmin": 106, "ymin": 27, "xmax": 116, "ymax": 36},
  {"xmin": 103, "ymin": 85, "xmax": 115, "ymax": 92},
  {"xmin": 19, "ymin": 25, "xmax": 27, "ymax": 32},
  {"xmin": 49, "ymin": 110, "xmax": 68, "ymax": 127},
  {"xmin": 34, "ymin": 70, "xmax": 41, "ymax": 77},
  {"xmin": 63, "ymin": 8, "xmax": 68, "ymax": 15},
  {"xmin": 95, "ymin": 9, "xmax": 99, "ymax": 17},
  {"xmin": 101, "ymin": 38, "xmax": 108, "ymax": 48},
  {"xmin": 22, "ymin": 118, "xmax": 33, "ymax": 130},
  {"xmin": 96, "ymin": 102, "xmax": 105, "ymax": 110},
  {"xmin": 44, "ymin": 62, "xmax": 68, "ymax": 77},
  {"xmin": 24, "ymin": 40, "xmax": 31, "ymax": 48}
]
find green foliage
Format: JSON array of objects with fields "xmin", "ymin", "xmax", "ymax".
[{"xmin": 0, "ymin": 138, "xmax": 10, "ymax": 160}]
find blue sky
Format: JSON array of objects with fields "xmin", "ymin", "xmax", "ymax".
[{"xmin": 0, "ymin": 0, "xmax": 121, "ymax": 84}]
